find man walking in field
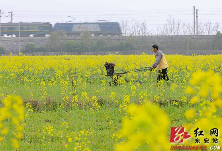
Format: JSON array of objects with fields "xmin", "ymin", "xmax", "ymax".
[{"xmin": 150, "ymin": 44, "xmax": 169, "ymax": 83}]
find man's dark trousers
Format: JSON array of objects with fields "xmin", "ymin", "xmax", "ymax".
[{"xmin": 157, "ymin": 68, "xmax": 169, "ymax": 82}]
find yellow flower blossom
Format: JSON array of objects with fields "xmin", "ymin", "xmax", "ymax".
[
  {"xmin": 68, "ymin": 137, "xmax": 72, "ymax": 142},
  {"xmin": 115, "ymin": 102, "xmax": 170, "ymax": 151},
  {"xmin": 11, "ymin": 138, "xmax": 19, "ymax": 149},
  {"xmin": 190, "ymin": 96, "xmax": 199, "ymax": 104},
  {"xmin": 185, "ymin": 86, "xmax": 195, "ymax": 94},
  {"xmin": 184, "ymin": 108, "xmax": 195, "ymax": 119},
  {"xmin": 1, "ymin": 127, "xmax": 9, "ymax": 135},
  {"xmin": 0, "ymin": 137, "xmax": 4, "ymax": 142}
]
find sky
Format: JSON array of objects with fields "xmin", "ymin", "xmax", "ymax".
[{"xmin": 1, "ymin": 0, "xmax": 222, "ymax": 34}]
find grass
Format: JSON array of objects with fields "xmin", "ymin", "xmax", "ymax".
[{"xmin": 20, "ymin": 108, "xmax": 123, "ymax": 151}]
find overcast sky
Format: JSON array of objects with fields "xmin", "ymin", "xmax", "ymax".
[{"xmin": 1, "ymin": 0, "xmax": 222, "ymax": 33}]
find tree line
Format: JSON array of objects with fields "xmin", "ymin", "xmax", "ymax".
[
  {"xmin": 20, "ymin": 31, "xmax": 135, "ymax": 54},
  {"xmin": 0, "ymin": 30, "xmax": 221, "ymax": 55},
  {"xmin": 120, "ymin": 17, "xmax": 221, "ymax": 36},
  {"xmin": 19, "ymin": 17, "xmax": 222, "ymax": 53}
]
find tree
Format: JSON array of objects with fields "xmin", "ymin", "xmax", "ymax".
[
  {"xmin": 22, "ymin": 43, "xmax": 46, "ymax": 53},
  {"xmin": 212, "ymin": 31, "xmax": 222, "ymax": 50},
  {"xmin": 94, "ymin": 38, "xmax": 107, "ymax": 51},
  {"xmin": 64, "ymin": 40, "xmax": 76, "ymax": 52},
  {"xmin": 139, "ymin": 21, "xmax": 147, "ymax": 36},
  {"xmin": 81, "ymin": 31, "xmax": 92, "ymax": 51},
  {"xmin": 126, "ymin": 35, "xmax": 136, "ymax": 49},
  {"xmin": 120, "ymin": 19, "xmax": 130, "ymax": 36},
  {"xmin": 46, "ymin": 30, "xmax": 67, "ymax": 52},
  {"xmin": 0, "ymin": 46, "xmax": 6, "ymax": 54},
  {"xmin": 22, "ymin": 43, "xmax": 36, "ymax": 53}
]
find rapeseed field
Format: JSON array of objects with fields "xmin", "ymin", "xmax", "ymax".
[{"xmin": 0, "ymin": 55, "xmax": 222, "ymax": 151}]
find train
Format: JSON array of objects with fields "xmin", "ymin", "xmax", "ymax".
[
  {"xmin": 0, "ymin": 22, "xmax": 122, "ymax": 37},
  {"xmin": 0, "ymin": 22, "xmax": 52, "ymax": 37}
]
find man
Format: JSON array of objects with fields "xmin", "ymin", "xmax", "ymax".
[{"xmin": 150, "ymin": 44, "xmax": 169, "ymax": 83}]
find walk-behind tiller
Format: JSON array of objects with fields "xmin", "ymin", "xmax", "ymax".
[{"xmin": 104, "ymin": 62, "xmax": 150, "ymax": 86}]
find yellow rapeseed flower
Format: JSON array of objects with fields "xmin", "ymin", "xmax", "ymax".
[
  {"xmin": 185, "ymin": 86, "xmax": 195, "ymax": 94},
  {"xmin": 115, "ymin": 102, "xmax": 170, "ymax": 151},
  {"xmin": 16, "ymin": 132, "xmax": 23, "ymax": 139},
  {"xmin": 190, "ymin": 96, "xmax": 199, "ymax": 104},
  {"xmin": 68, "ymin": 137, "xmax": 72, "ymax": 142},
  {"xmin": 11, "ymin": 138, "xmax": 19, "ymax": 149},
  {"xmin": 65, "ymin": 144, "xmax": 68, "ymax": 148},
  {"xmin": 214, "ymin": 98, "xmax": 222, "ymax": 107},
  {"xmin": 184, "ymin": 108, "xmax": 195, "ymax": 119},
  {"xmin": 1, "ymin": 127, "xmax": 9, "ymax": 135}
]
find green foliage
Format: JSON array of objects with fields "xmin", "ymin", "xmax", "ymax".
[
  {"xmin": 22, "ymin": 43, "xmax": 36, "ymax": 53},
  {"xmin": 63, "ymin": 39, "xmax": 135, "ymax": 53},
  {"xmin": 81, "ymin": 31, "xmax": 92, "ymax": 51},
  {"xmin": 93, "ymin": 38, "xmax": 107, "ymax": 51},
  {"xmin": 64, "ymin": 40, "xmax": 88, "ymax": 52},
  {"xmin": 96, "ymin": 38, "xmax": 107, "ymax": 48},
  {"xmin": 101, "ymin": 41, "xmax": 135, "ymax": 52},
  {"xmin": 63, "ymin": 40, "xmax": 76, "ymax": 52},
  {"xmin": 126, "ymin": 35, "xmax": 136, "ymax": 48},
  {"xmin": 22, "ymin": 43, "xmax": 46, "ymax": 53},
  {"xmin": 81, "ymin": 31, "xmax": 92, "ymax": 42},
  {"xmin": 0, "ymin": 46, "xmax": 6, "ymax": 54},
  {"xmin": 46, "ymin": 30, "xmax": 67, "ymax": 52},
  {"xmin": 212, "ymin": 31, "xmax": 222, "ymax": 50}
]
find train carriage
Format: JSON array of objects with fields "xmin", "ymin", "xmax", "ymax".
[{"xmin": 0, "ymin": 22, "xmax": 52, "ymax": 37}]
